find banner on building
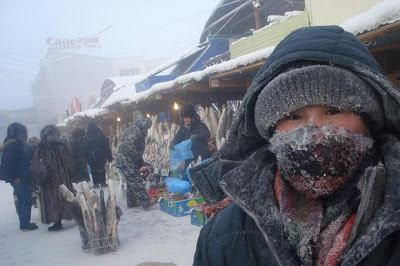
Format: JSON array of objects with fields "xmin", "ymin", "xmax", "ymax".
[{"xmin": 47, "ymin": 37, "xmax": 100, "ymax": 52}]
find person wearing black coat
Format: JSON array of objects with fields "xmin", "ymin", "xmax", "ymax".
[
  {"xmin": 85, "ymin": 123, "xmax": 113, "ymax": 187},
  {"xmin": 68, "ymin": 128, "xmax": 90, "ymax": 183},
  {"xmin": 170, "ymin": 104, "xmax": 211, "ymax": 167},
  {"xmin": 192, "ymin": 26, "xmax": 400, "ymax": 266},
  {"xmin": 0, "ymin": 123, "xmax": 38, "ymax": 231}
]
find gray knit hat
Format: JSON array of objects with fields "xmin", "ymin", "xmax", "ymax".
[{"xmin": 254, "ymin": 65, "xmax": 385, "ymax": 138}]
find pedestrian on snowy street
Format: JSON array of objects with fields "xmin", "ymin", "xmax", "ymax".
[
  {"xmin": 68, "ymin": 128, "xmax": 90, "ymax": 183},
  {"xmin": 0, "ymin": 123, "xmax": 38, "ymax": 231},
  {"xmin": 115, "ymin": 117, "xmax": 154, "ymax": 209},
  {"xmin": 170, "ymin": 104, "xmax": 211, "ymax": 167},
  {"xmin": 85, "ymin": 122, "xmax": 113, "ymax": 187},
  {"xmin": 32, "ymin": 125, "xmax": 74, "ymax": 231},
  {"xmin": 192, "ymin": 26, "xmax": 400, "ymax": 266}
]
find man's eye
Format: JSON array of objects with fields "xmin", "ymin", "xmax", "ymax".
[
  {"xmin": 326, "ymin": 108, "xmax": 341, "ymax": 115},
  {"xmin": 285, "ymin": 114, "xmax": 301, "ymax": 120}
]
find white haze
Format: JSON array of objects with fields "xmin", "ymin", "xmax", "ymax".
[{"xmin": 0, "ymin": 0, "xmax": 218, "ymax": 110}]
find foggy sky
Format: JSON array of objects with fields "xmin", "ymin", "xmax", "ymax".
[{"xmin": 0, "ymin": 0, "xmax": 218, "ymax": 110}]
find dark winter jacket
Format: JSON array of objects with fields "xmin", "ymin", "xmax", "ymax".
[
  {"xmin": 85, "ymin": 123, "xmax": 113, "ymax": 167},
  {"xmin": 192, "ymin": 26, "xmax": 400, "ymax": 265},
  {"xmin": 0, "ymin": 140, "xmax": 34, "ymax": 184},
  {"xmin": 68, "ymin": 140, "xmax": 90, "ymax": 183},
  {"xmin": 173, "ymin": 118, "xmax": 211, "ymax": 161},
  {"xmin": 115, "ymin": 118, "xmax": 152, "ymax": 172}
]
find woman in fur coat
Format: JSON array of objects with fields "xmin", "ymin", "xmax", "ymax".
[{"xmin": 32, "ymin": 125, "xmax": 74, "ymax": 231}]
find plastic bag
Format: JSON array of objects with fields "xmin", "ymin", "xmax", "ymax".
[
  {"xmin": 170, "ymin": 139, "xmax": 194, "ymax": 169},
  {"xmin": 165, "ymin": 177, "xmax": 191, "ymax": 194}
]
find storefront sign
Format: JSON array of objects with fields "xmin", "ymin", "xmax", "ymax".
[{"xmin": 47, "ymin": 37, "xmax": 100, "ymax": 52}]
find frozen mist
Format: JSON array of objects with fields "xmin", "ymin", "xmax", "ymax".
[{"xmin": 0, "ymin": 181, "xmax": 201, "ymax": 266}]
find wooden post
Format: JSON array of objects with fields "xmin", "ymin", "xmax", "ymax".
[{"xmin": 254, "ymin": 4, "xmax": 261, "ymax": 30}]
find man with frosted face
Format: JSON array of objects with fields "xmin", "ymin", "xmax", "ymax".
[{"xmin": 192, "ymin": 26, "xmax": 400, "ymax": 266}]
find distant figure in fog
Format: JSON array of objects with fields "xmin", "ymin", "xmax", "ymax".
[
  {"xmin": 85, "ymin": 123, "xmax": 113, "ymax": 187},
  {"xmin": 68, "ymin": 128, "xmax": 90, "ymax": 183},
  {"xmin": 32, "ymin": 125, "xmax": 74, "ymax": 231},
  {"xmin": 0, "ymin": 123, "xmax": 38, "ymax": 231}
]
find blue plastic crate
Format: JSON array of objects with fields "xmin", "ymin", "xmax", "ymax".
[
  {"xmin": 170, "ymin": 169, "xmax": 188, "ymax": 180},
  {"xmin": 159, "ymin": 197, "xmax": 168, "ymax": 212},
  {"xmin": 190, "ymin": 209, "xmax": 209, "ymax": 226},
  {"xmin": 160, "ymin": 197, "xmax": 205, "ymax": 217}
]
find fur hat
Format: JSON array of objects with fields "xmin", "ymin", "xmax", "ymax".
[
  {"xmin": 180, "ymin": 104, "xmax": 196, "ymax": 119},
  {"xmin": 254, "ymin": 65, "xmax": 385, "ymax": 138},
  {"xmin": 40, "ymin": 125, "xmax": 60, "ymax": 141}
]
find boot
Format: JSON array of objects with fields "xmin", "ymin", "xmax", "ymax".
[
  {"xmin": 48, "ymin": 220, "xmax": 63, "ymax": 231},
  {"xmin": 20, "ymin": 223, "xmax": 38, "ymax": 231}
]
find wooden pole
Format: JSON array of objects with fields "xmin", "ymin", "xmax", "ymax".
[{"xmin": 254, "ymin": 6, "xmax": 261, "ymax": 30}]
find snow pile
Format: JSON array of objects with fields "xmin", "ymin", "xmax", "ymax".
[
  {"xmin": 0, "ymin": 181, "xmax": 201, "ymax": 265},
  {"xmin": 341, "ymin": 0, "xmax": 400, "ymax": 35}
]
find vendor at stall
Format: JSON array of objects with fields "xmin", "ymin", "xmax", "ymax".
[{"xmin": 169, "ymin": 104, "xmax": 211, "ymax": 167}]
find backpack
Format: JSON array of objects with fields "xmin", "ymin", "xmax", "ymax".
[
  {"xmin": 31, "ymin": 149, "xmax": 48, "ymax": 185},
  {"xmin": 0, "ymin": 152, "xmax": 8, "ymax": 182},
  {"xmin": 0, "ymin": 150, "xmax": 12, "ymax": 183}
]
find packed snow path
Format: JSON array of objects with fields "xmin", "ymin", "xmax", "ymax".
[{"xmin": 0, "ymin": 181, "xmax": 201, "ymax": 266}]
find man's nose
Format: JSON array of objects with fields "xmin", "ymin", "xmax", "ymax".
[{"xmin": 308, "ymin": 115, "xmax": 325, "ymax": 127}]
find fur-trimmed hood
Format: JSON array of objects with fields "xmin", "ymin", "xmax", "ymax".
[{"xmin": 190, "ymin": 25, "xmax": 400, "ymax": 206}]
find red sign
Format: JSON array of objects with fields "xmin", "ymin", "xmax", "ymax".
[{"xmin": 70, "ymin": 98, "xmax": 82, "ymax": 116}]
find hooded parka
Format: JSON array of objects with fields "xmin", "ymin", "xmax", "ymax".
[{"xmin": 192, "ymin": 26, "xmax": 400, "ymax": 266}]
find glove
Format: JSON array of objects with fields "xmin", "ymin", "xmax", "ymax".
[
  {"xmin": 169, "ymin": 142, "xmax": 175, "ymax": 150},
  {"xmin": 190, "ymin": 134, "xmax": 198, "ymax": 141}
]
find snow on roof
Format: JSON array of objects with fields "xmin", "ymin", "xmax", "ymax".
[
  {"xmin": 341, "ymin": 0, "xmax": 400, "ymax": 35},
  {"xmin": 132, "ymin": 46, "xmax": 206, "ymax": 85},
  {"xmin": 131, "ymin": 46, "xmax": 276, "ymax": 103},
  {"xmin": 101, "ymin": 75, "xmax": 145, "ymax": 108},
  {"xmin": 64, "ymin": 108, "xmax": 109, "ymax": 124}
]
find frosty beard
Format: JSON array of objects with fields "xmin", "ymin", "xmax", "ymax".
[{"xmin": 269, "ymin": 125, "xmax": 373, "ymax": 199}]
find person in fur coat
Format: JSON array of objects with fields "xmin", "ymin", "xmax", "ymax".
[{"xmin": 32, "ymin": 125, "xmax": 74, "ymax": 231}]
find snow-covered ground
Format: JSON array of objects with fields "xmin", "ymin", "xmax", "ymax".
[{"xmin": 0, "ymin": 181, "xmax": 201, "ymax": 266}]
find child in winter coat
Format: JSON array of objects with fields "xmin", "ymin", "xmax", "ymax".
[{"xmin": 192, "ymin": 26, "xmax": 400, "ymax": 266}]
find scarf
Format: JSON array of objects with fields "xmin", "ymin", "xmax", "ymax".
[{"xmin": 275, "ymin": 171, "xmax": 359, "ymax": 266}]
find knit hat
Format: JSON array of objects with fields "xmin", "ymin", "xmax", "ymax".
[
  {"xmin": 254, "ymin": 65, "xmax": 385, "ymax": 138},
  {"xmin": 180, "ymin": 104, "xmax": 196, "ymax": 119}
]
